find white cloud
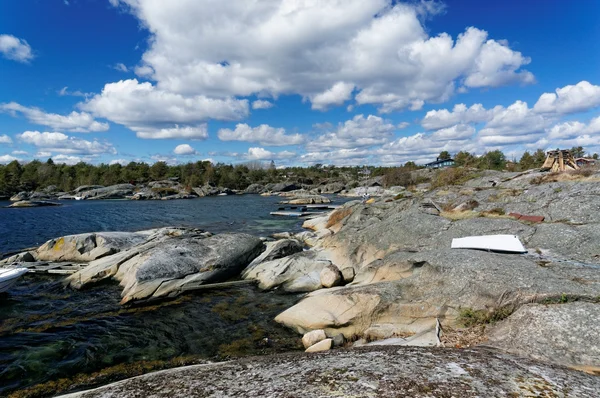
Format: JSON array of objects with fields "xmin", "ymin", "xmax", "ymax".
[
  {"xmin": 114, "ymin": 63, "xmax": 129, "ymax": 72},
  {"xmin": 0, "ymin": 34, "xmax": 34, "ymax": 63},
  {"xmin": 110, "ymin": 158, "xmax": 130, "ymax": 166},
  {"xmin": 1, "ymin": 102, "xmax": 109, "ymax": 133},
  {"xmin": 36, "ymin": 151, "xmax": 52, "ymax": 158},
  {"xmin": 310, "ymin": 82, "xmax": 354, "ymax": 111},
  {"xmin": 307, "ymin": 114, "xmax": 395, "ymax": 150},
  {"xmin": 245, "ymin": 147, "xmax": 296, "ymax": 161},
  {"xmin": 0, "ymin": 134, "xmax": 12, "ymax": 144},
  {"xmin": 80, "ymin": 79, "xmax": 248, "ymax": 138},
  {"xmin": 173, "ymin": 144, "xmax": 197, "ymax": 155},
  {"xmin": 18, "ymin": 131, "xmax": 116, "ymax": 155},
  {"xmin": 300, "ymin": 148, "xmax": 370, "ymax": 166},
  {"xmin": 252, "ymin": 100, "xmax": 274, "ymax": 110},
  {"xmin": 218, "ymin": 123, "xmax": 303, "ymax": 146},
  {"xmin": 108, "ymin": 1, "xmax": 533, "ymax": 112},
  {"xmin": 0, "ymin": 154, "xmax": 20, "ymax": 163},
  {"xmin": 533, "ymin": 81, "xmax": 600, "ymax": 115},
  {"xmin": 51, "ymin": 155, "xmax": 92, "ymax": 165},
  {"xmin": 12, "ymin": 150, "xmax": 28, "ymax": 155},
  {"xmin": 58, "ymin": 87, "xmax": 92, "ymax": 98},
  {"xmin": 431, "ymin": 124, "xmax": 475, "ymax": 141},
  {"xmin": 478, "ymin": 101, "xmax": 549, "ymax": 138},
  {"xmin": 397, "ymin": 122, "xmax": 410, "ymax": 129},
  {"xmin": 422, "ymin": 103, "xmax": 491, "ymax": 130},
  {"xmin": 137, "ymin": 125, "xmax": 208, "ymax": 140}
]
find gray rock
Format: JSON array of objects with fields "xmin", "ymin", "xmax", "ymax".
[
  {"xmin": 331, "ymin": 333, "xmax": 345, "ymax": 347},
  {"xmin": 79, "ymin": 184, "xmax": 135, "ymax": 200},
  {"xmin": 302, "ymin": 329, "xmax": 327, "ymax": 349},
  {"xmin": 73, "ymin": 185, "xmax": 104, "ymax": 194},
  {"xmin": 56, "ymin": 346, "xmax": 600, "ymax": 398},
  {"xmin": 7, "ymin": 200, "xmax": 62, "ymax": 208},
  {"xmin": 320, "ymin": 264, "xmax": 342, "ymax": 288},
  {"xmin": 244, "ymin": 183, "xmax": 265, "ymax": 194},
  {"xmin": 311, "ymin": 181, "xmax": 345, "ymax": 194},
  {"xmin": 103, "ymin": 233, "xmax": 264, "ymax": 304},
  {"xmin": 271, "ymin": 182, "xmax": 300, "ymax": 192},
  {"xmin": 486, "ymin": 302, "xmax": 600, "ymax": 369},
  {"xmin": 36, "ymin": 231, "xmax": 150, "ymax": 262},
  {"xmin": 305, "ymin": 338, "xmax": 332, "ymax": 353},
  {"xmin": 340, "ymin": 267, "xmax": 355, "ymax": 283},
  {"xmin": 243, "ymin": 239, "xmax": 304, "ymax": 277},
  {"xmin": 243, "ymin": 250, "xmax": 332, "ymax": 292},
  {"xmin": 9, "ymin": 191, "xmax": 29, "ymax": 201}
]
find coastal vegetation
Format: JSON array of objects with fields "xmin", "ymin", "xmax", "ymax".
[{"xmin": 1, "ymin": 147, "xmax": 597, "ymax": 197}]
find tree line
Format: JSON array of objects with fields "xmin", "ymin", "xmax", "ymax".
[{"xmin": 0, "ymin": 147, "xmax": 597, "ymax": 196}]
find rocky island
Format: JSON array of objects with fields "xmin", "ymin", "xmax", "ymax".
[{"xmin": 2, "ymin": 166, "xmax": 600, "ymax": 397}]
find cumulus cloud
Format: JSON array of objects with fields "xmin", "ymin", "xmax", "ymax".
[
  {"xmin": 252, "ymin": 100, "xmax": 274, "ymax": 110},
  {"xmin": 12, "ymin": 150, "xmax": 28, "ymax": 155},
  {"xmin": 18, "ymin": 131, "xmax": 116, "ymax": 155},
  {"xmin": 80, "ymin": 79, "xmax": 248, "ymax": 138},
  {"xmin": 0, "ymin": 154, "xmax": 20, "ymax": 163},
  {"xmin": 307, "ymin": 114, "xmax": 395, "ymax": 150},
  {"xmin": 137, "ymin": 125, "xmax": 208, "ymax": 140},
  {"xmin": 173, "ymin": 144, "xmax": 197, "ymax": 155},
  {"xmin": 0, "ymin": 134, "xmax": 12, "ymax": 144},
  {"xmin": 1, "ymin": 102, "xmax": 109, "ymax": 133},
  {"xmin": 108, "ymin": 1, "xmax": 533, "ymax": 112},
  {"xmin": 478, "ymin": 101, "xmax": 549, "ymax": 138},
  {"xmin": 110, "ymin": 158, "xmax": 130, "ymax": 165},
  {"xmin": 533, "ymin": 81, "xmax": 600, "ymax": 115},
  {"xmin": 0, "ymin": 34, "xmax": 34, "ymax": 63},
  {"xmin": 422, "ymin": 103, "xmax": 491, "ymax": 130},
  {"xmin": 245, "ymin": 147, "xmax": 296, "ymax": 161},
  {"xmin": 218, "ymin": 123, "xmax": 304, "ymax": 146},
  {"xmin": 300, "ymin": 148, "xmax": 371, "ymax": 166}
]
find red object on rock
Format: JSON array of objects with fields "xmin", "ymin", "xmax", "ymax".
[{"xmin": 508, "ymin": 212, "xmax": 544, "ymax": 223}]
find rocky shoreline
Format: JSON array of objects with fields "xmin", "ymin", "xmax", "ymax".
[{"xmin": 2, "ymin": 166, "xmax": 600, "ymax": 396}]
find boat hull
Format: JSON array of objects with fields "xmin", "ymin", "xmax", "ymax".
[{"xmin": 0, "ymin": 268, "xmax": 29, "ymax": 293}]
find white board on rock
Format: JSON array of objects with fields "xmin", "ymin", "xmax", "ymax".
[{"xmin": 451, "ymin": 235, "xmax": 526, "ymax": 254}]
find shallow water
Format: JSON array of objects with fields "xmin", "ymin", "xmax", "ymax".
[{"xmin": 0, "ymin": 195, "xmax": 347, "ymax": 395}]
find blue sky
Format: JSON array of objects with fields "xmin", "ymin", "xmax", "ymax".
[{"xmin": 1, "ymin": 0, "xmax": 599, "ymax": 166}]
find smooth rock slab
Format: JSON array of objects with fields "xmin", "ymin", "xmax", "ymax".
[
  {"xmin": 305, "ymin": 338, "xmax": 332, "ymax": 352},
  {"xmin": 486, "ymin": 302, "xmax": 600, "ymax": 369},
  {"xmin": 302, "ymin": 329, "xmax": 327, "ymax": 349},
  {"xmin": 57, "ymin": 346, "xmax": 600, "ymax": 398}
]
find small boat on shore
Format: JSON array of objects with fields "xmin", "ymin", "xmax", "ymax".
[{"xmin": 0, "ymin": 268, "xmax": 29, "ymax": 293}]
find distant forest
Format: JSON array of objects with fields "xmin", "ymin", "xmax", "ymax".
[{"xmin": 0, "ymin": 147, "xmax": 596, "ymax": 196}]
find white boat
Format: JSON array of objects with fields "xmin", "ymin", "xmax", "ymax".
[
  {"xmin": 451, "ymin": 234, "xmax": 526, "ymax": 254},
  {"xmin": 0, "ymin": 268, "xmax": 29, "ymax": 293}
]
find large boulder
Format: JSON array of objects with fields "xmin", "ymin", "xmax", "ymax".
[
  {"xmin": 67, "ymin": 232, "xmax": 264, "ymax": 305},
  {"xmin": 271, "ymin": 182, "xmax": 300, "ymax": 193},
  {"xmin": 244, "ymin": 183, "xmax": 265, "ymax": 194},
  {"xmin": 242, "ymin": 239, "xmax": 304, "ymax": 276},
  {"xmin": 79, "ymin": 184, "xmax": 135, "ymax": 200},
  {"xmin": 9, "ymin": 191, "xmax": 29, "ymax": 201},
  {"xmin": 36, "ymin": 231, "xmax": 150, "ymax": 262},
  {"xmin": 243, "ymin": 250, "xmax": 333, "ymax": 292},
  {"xmin": 281, "ymin": 195, "xmax": 331, "ymax": 205},
  {"xmin": 56, "ymin": 346, "xmax": 600, "ymax": 398},
  {"xmin": 7, "ymin": 200, "xmax": 62, "ymax": 208},
  {"xmin": 73, "ymin": 185, "xmax": 104, "ymax": 194}
]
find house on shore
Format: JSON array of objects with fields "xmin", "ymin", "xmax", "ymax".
[
  {"xmin": 575, "ymin": 157, "xmax": 597, "ymax": 167},
  {"xmin": 424, "ymin": 158, "xmax": 455, "ymax": 169}
]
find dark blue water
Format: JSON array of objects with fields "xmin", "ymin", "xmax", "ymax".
[
  {"xmin": 0, "ymin": 195, "xmax": 344, "ymax": 396},
  {"xmin": 0, "ymin": 195, "xmax": 329, "ymax": 255}
]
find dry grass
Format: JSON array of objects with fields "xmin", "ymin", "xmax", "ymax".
[
  {"xmin": 440, "ymin": 210, "xmax": 479, "ymax": 220},
  {"xmin": 530, "ymin": 168, "xmax": 599, "ymax": 185},
  {"xmin": 440, "ymin": 324, "xmax": 488, "ymax": 348},
  {"xmin": 431, "ymin": 168, "xmax": 478, "ymax": 189},
  {"xmin": 325, "ymin": 207, "xmax": 353, "ymax": 228}
]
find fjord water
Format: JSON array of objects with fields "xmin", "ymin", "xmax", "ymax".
[{"xmin": 0, "ymin": 195, "xmax": 341, "ymax": 395}]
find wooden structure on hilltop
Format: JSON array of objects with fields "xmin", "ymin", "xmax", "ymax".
[{"xmin": 541, "ymin": 149, "xmax": 579, "ymax": 172}]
